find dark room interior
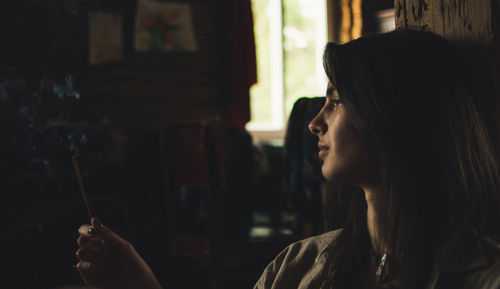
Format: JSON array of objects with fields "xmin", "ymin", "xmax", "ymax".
[{"xmin": 1, "ymin": 0, "xmax": 500, "ymax": 289}]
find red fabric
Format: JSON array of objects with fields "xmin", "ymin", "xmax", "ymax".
[{"xmin": 225, "ymin": 0, "xmax": 257, "ymax": 128}]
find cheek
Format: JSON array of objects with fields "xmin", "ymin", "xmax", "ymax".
[
  {"xmin": 333, "ymin": 123, "xmax": 358, "ymax": 156},
  {"xmin": 329, "ymin": 114, "xmax": 354, "ymax": 156},
  {"xmin": 323, "ymin": 115, "xmax": 365, "ymax": 182}
]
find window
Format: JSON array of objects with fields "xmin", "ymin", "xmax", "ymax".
[{"xmin": 247, "ymin": 0, "xmax": 328, "ymax": 139}]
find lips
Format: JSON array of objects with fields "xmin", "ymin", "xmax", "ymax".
[{"xmin": 318, "ymin": 143, "xmax": 329, "ymax": 159}]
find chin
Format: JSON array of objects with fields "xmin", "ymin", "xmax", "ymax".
[
  {"xmin": 321, "ymin": 164, "xmax": 339, "ymax": 182},
  {"xmin": 321, "ymin": 163, "xmax": 352, "ymax": 183}
]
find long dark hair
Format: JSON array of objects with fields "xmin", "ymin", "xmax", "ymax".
[{"xmin": 321, "ymin": 29, "xmax": 500, "ymax": 289}]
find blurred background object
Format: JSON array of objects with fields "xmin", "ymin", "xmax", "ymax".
[{"xmin": 3, "ymin": 0, "xmax": 499, "ymax": 288}]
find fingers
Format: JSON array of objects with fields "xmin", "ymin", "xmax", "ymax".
[
  {"xmin": 76, "ymin": 247, "xmax": 110, "ymax": 267},
  {"xmin": 91, "ymin": 217, "xmax": 104, "ymax": 229},
  {"xmin": 78, "ymin": 224, "xmax": 95, "ymax": 237},
  {"xmin": 76, "ymin": 218, "xmax": 122, "ymax": 287},
  {"xmin": 77, "ymin": 224, "xmax": 112, "ymax": 271},
  {"xmin": 76, "ymin": 261, "xmax": 104, "ymax": 286},
  {"xmin": 77, "ymin": 235, "xmax": 102, "ymax": 247},
  {"xmin": 77, "ymin": 238, "xmax": 109, "ymax": 257},
  {"xmin": 77, "ymin": 235, "xmax": 91, "ymax": 247},
  {"xmin": 76, "ymin": 233, "xmax": 111, "ymax": 269},
  {"xmin": 90, "ymin": 217, "xmax": 129, "ymax": 249}
]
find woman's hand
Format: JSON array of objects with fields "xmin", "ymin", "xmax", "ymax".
[{"xmin": 76, "ymin": 217, "xmax": 163, "ymax": 289}]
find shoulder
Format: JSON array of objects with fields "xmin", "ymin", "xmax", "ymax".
[
  {"xmin": 286, "ymin": 229, "xmax": 341, "ymax": 258},
  {"xmin": 453, "ymin": 235, "xmax": 500, "ymax": 289},
  {"xmin": 253, "ymin": 229, "xmax": 342, "ymax": 289},
  {"xmin": 475, "ymin": 236, "xmax": 500, "ymax": 288},
  {"xmin": 271, "ymin": 229, "xmax": 341, "ymax": 267}
]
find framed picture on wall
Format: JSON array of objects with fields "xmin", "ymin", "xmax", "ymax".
[{"xmin": 134, "ymin": 0, "xmax": 198, "ymax": 52}]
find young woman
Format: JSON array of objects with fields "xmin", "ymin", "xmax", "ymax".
[{"xmin": 76, "ymin": 29, "xmax": 500, "ymax": 289}]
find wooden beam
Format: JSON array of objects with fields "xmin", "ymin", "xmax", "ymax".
[
  {"xmin": 326, "ymin": 0, "xmax": 362, "ymax": 44},
  {"xmin": 327, "ymin": 0, "xmax": 342, "ymax": 43},
  {"xmin": 394, "ymin": 0, "xmax": 493, "ymax": 43},
  {"xmin": 394, "ymin": 0, "xmax": 444, "ymax": 34},
  {"xmin": 351, "ymin": 0, "xmax": 363, "ymax": 40},
  {"xmin": 443, "ymin": 0, "xmax": 493, "ymax": 42}
]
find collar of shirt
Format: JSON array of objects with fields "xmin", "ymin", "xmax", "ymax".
[
  {"xmin": 427, "ymin": 231, "xmax": 493, "ymax": 289},
  {"xmin": 437, "ymin": 231, "xmax": 490, "ymax": 273},
  {"xmin": 315, "ymin": 229, "xmax": 493, "ymax": 288}
]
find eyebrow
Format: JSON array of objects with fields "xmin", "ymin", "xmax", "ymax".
[
  {"xmin": 326, "ymin": 86, "xmax": 338, "ymax": 98},
  {"xmin": 326, "ymin": 86, "xmax": 334, "ymax": 97}
]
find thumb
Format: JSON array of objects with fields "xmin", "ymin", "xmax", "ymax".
[{"xmin": 91, "ymin": 217, "xmax": 129, "ymax": 248}]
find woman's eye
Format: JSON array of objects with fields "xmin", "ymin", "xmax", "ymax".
[{"xmin": 327, "ymin": 98, "xmax": 343, "ymax": 110}]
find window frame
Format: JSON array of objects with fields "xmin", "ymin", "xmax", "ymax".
[{"xmin": 247, "ymin": 0, "xmax": 329, "ymax": 142}]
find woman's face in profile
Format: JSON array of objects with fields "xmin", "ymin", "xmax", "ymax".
[{"xmin": 309, "ymin": 82, "xmax": 372, "ymax": 186}]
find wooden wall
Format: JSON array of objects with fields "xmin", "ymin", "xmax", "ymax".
[
  {"xmin": 70, "ymin": 0, "xmax": 226, "ymax": 129},
  {"xmin": 327, "ymin": 0, "xmax": 394, "ymax": 43},
  {"xmin": 395, "ymin": 0, "xmax": 493, "ymax": 43}
]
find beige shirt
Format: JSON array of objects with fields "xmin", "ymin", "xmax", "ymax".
[{"xmin": 254, "ymin": 229, "xmax": 500, "ymax": 289}]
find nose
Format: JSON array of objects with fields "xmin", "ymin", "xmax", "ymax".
[{"xmin": 308, "ymin": 111, "xmax": 326, "ymax": 136}]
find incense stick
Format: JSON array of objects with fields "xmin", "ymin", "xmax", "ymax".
[{"xmin": 72, "ymin": 155, "xmax": 93, "ymax": 221}]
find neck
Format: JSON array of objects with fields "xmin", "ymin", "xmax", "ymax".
[{"xmin": 363, "ymin": 186, "xmax": 384, "ymax": 255}]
